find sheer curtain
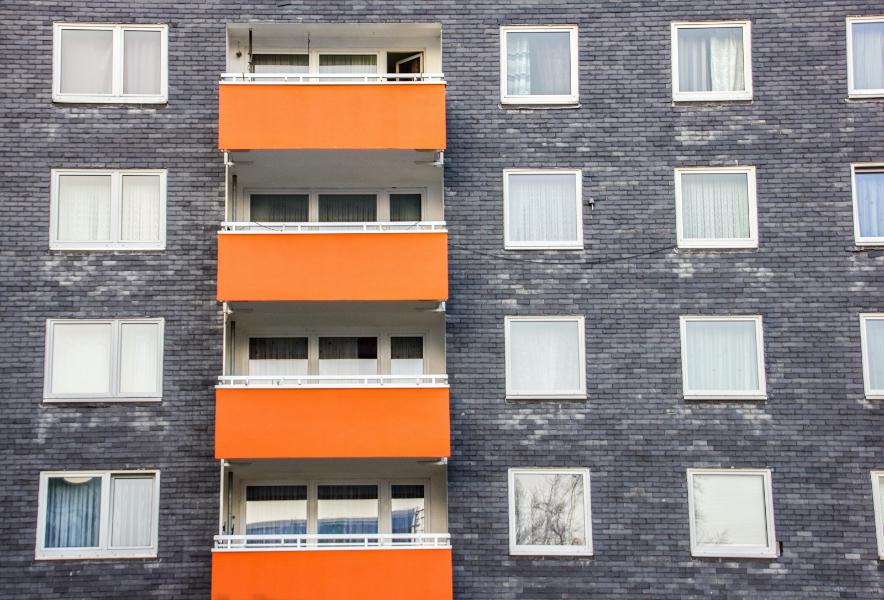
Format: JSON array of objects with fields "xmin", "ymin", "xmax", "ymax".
[
  {"xmin": 685, "ymin": 320, "xmax": 759, "ymax": 392},
  {"xmin": 252, "ymin": 54, "xmax": 309, "ymax": 74},
  {"xmin": 681, "ymin": 172, "xmax": 750, "ymax": 240},
  {"xmin": 506, "ymin": 32, "xmax": 571, "ymax": 96},
  {"xmin": 119, "ymin": 322, "xmax": 160, "ymax": 395},
  {"xmin": 60, "ymin": 29, "xmax": 113, "ymax": 94},
  {"xmin": 692, "ymin": 474, "xmax": 767, "ymax": 546},
  {"xmin": 246, "ymin": 485, "xmax": 307, "ymax": 535},
  {"xmin": 391, "ymin": 336, "xmax": 424, "ymax": 375},
  {"xmin": 121, "ymin": 175, "xmax": 161, "ymax": 243},
  {"xmin": 57, "ymin": 175, "xmax": 112, "ymax": 243},
  {"xmin": 390, "ymin": 194, "xmax": 422, "ymax": 222},
  {"xmin": 318, "ymin": 54, "xmax": 377, "ymax": 74},
  {"xmin": 853, "ymin": 22, "xmax": 884, "ymax": 90},
  {"xmin": 250, "ymin": 194, "xmax": 309, "ymax": 222},
  {"xmin": 45, "ymin": 476, "xmax": 101, "ymax": 548},
  {"xmin": 318, "ymin": 194, "xmax": 377, "ymax": 222},
  {"xmin": 123, "ymin": 30, "xmax": 161, "ymax": 95},
  {"xmin": 508, "ymin": 173, "xmax": 578, "ymax": 243},
  {"xmin": 856, "ymin": 172, "xmax": 884, "ymax": 238},
  {"xmin": 110, "ymin": 476, "xmax": 154, "ymax": 548},
  {"xmin": 50, "ymin": 322, "xmax": 112, "ymax": 395},
  {"xmin": 318, "ymin": 337, "xmax": 378, "ymax": 375},
  {"xmin": 867, "ymin": 319, "xmax": 884, "ymax": 391},
  {"xmin": 248, "ymin": 337, "xmax": 308, "ymax": 376},
  {"xmin": 317, "ymin": 485, "xmax": 379, "ymax": 535},
  {"xmin": 509, "ymin": 320, "xmax": 581, "ymax": 394},
  {"xmin": 678, "ymin": 27, "xmax": 745, "ymax": 92}
]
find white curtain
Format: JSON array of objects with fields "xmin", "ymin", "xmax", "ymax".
[
  {"xmin": 508, "ymin": 173, "xmax": 578, "ymax": 243},
  {"xmin": 867, "ymin": 319, "xmax": 884, "ymax": 391},
  {"xmin": 853, "ymin": 22, "xmax": 884, "ymax": 90},
  {"xmin": 681, "ymin": 172, "xmax": 750, "ymax": 240},
  {"xmin": 45, "ymin": 476, "xmax": 101, "ymax": 548},
  {"xmin": 252, "ymin": 54, "xmax": 309, "ymax": 74},
  {"xmin": 110, "ymin": 476, "xmax": 154, "ymax": 548},
  {"xmin": 514, "ymin": 472, "xmax": 586, "ymax": 546},
  {"xmin": 506, "ymin": 32, "xmax": 571, "ymax": 96},
  {"xmin": 685, "ymin": 320, "xmax": 759, "ymax": 392},
  {"xmin": 119, "ymin": 322, "xmax": 160, "ymax": 395},
  {"xmin": 51, "ymin": 322, "xmax": 112, "ymax": 394},
  {"xmin": 318, "ymin": 194, "xmax": 377, "ymax": 222},
  {"xmin": 121, "ymin": 175, "xmax": 161, "ymax": 243},
  {"xmin": 57, "ymin": 175, "xmax": 112, "ymax": 243},
  {"xmin": 509, "ymin": 321, "xmax": 581, "ymax": 394},
  {"xmin": 678, "ymin": 27, "xmax": 745, "ymax": 92},
  {"xmin": 60, "ymin": 29, "xmax": 113, "ymax": 94},
  {"xmin": 123, "ymin": 30, "xmax": 162, "ymax": 95},
  {"xmin": 246, "ymin": 486, "xmax": 308, "ymax": 535},
  {"xmin": 318, "ymin": 54, "xmax": 377, "ymax": 74},
  {"xmin": 692, "ymin": 474, "xmax": 767, "ymax": 546},
  {"xmin": 856, "ymin": 172, "xmax": 884, "ymax": 238}
]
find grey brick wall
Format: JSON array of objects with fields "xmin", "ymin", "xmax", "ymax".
[{"xmin": 0, "ymin": 1, "xmax": 882, "ymax": 598}]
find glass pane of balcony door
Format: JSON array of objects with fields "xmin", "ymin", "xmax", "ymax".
[
  {"xmin": 392, "ymin": 484, "xmax": 426, "ymax": 535},
  {"xmin": 318, "ymin": 337, "xmax": 378, "ymax": 376},
  {"xmin": 390, "ymin": 193, "xmax": 422, "ymax": 222},
  {"xmin": 245, "ymin": 485, "xmax": 308, "ymax": 536},
  {"xmin": 391, "ymin": 336, "xmax": 424, "ymax": 375},
  {"xmin": 318, "ymin": 194, "xmax": 377, "ymax": 222},
  {"xmin": 249, "ymin": 194, "xmax": 309, "ymax": 222},
  {"xmin": 252, "ymin": 53, "xmax": 309, "ymax": 74},
  {"xmin": 317, "ymin": 485, "xmax": 379, "ymax": 542},
  {"xmin": 318, "ymin": 54, "xmax": 377, "ymax": 75},
  {"xmin": 249, "ymin": 337, "xmax": 308, "ymax": 376}
]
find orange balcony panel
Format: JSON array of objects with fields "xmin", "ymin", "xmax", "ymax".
[
  {"xmin": 216, "ymin": 232, "xmax": 448, "ymax": 302},
  {"xmin": 215, "ymin": 387, "xmax": 450, "ymax": 459},
  {"xmin": 218, "ymin": 83, "xmax": 446, "ymax": 150},
  {"xmin": 212, "ymin": 548, "xmax": 452, "ymax": 600}
]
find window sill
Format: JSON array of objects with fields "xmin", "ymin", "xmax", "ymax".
[
  {"xmin": 509, "ymin": 548, "xmax": 593, "ymax": 557},
  {"xmin": 505, "ymin": 244, "xmax": 584, "ymax": 251},
  {"xmin": 690, "ymin": 547, "xmax": 778, "ymax": 559},
  {"xmin": 683, "ymin": 394, "xmax": 767, "ymax": 402},
  {"xmin": 53, "ymin": 95, "xmax": 168, "ymax": 105},
  {"xmin": 672, "ymin": 94, "xmax": 753, "ymax": 103},
  {"xmin": 499, "ymin": 101, "xmax": 580, "ymax": 110},
  {"xmin": 847, "ymin": 93, "xmax": 884, "ymax": 101},
  {"xmin": 506, "ymin": 393, "xmax": 587, "ymax": 401},
  {"xmin": 677, "ymin": 242, "xmax": 758, "ymax": 250},
  {"xmin": 43, "ymin": 397, "xmax": 163, "ymax": 403},
  {"xmin": 50, "ymin": 245, "xmax": 166, "ymax": 251},
  {"xmin": 866, "ymin": 394, "xmax": 884, "ymax": 400},
  {"xmin": 853, "ymin": 241, "xmax": 884, "ymax": 249},
  {"xmin": 35, "ymin": 550, "xmax": 158, "ymax": 560}
]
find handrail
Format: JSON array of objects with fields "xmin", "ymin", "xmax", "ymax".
[
  {"xmin": 219, "ymin": 221, "xmax": 447, "ymax": 234},
  {"xmin": 214, "ymin": 533, "xmax": 451, "ymax": 551},
  {"xmin": 220, "ymin": 72, "xmax": 445, "ymax": 84},
  {"xmin": 217, "ymin": 374, "xmax": 449, "ymax": 389}
]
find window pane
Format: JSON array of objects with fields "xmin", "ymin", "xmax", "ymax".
[
  {"xmin": 318, "ymin": 194, "xmax": 377, "ymax": 222},
  {"xmin": 250, "ymin": 194, "xmax": 309, "ymax": 222},
  {"xmin": 853, "ymin": 22, "xmax": 884, "ymax": 91},
  {"xmin": 391, "ymin": 336, "xmax": 424, "ymax": 375},
  {"xmin": 507, "ymin": 173, "xmax": 579, "ymax": 243},
  {"xmin": 392, "ymin": 484, "xmax": 426, "ymax": 534},
  {"xmin": 506, "ymin": 31, "xmax": 571, "ymax": 96},
  {"xmin": 60, "ymin": 29, "xmax": 113, "ymax": 95},
  {"xmin": 856, "ymin": 172, "xmax": 884, "ymax": 239},
  {"xmin": 44, "ymin": 476, "xmax": 101, "ymax": 548},
  {"xmin": 514, "ymin": 472, "xmax": 586, "ymax": 547},
  {"xmin": 248, "ymin": 337, "xmax": 308, "ymax": 376},
  {"xmin": 681, "ymin": 172, "xmax": 750, "ymax": 240},
  {"xmin": 509, "ymin": 320, "xmax": 581, "ymax": 394},
  {"xmin": 246, "ymin": 485, "xmax": 307, "ymax": 535},
  {"xmin": 692, "ymin": 473, "xmax": 768, "ymax": 546},
  {"xmin": 318, "ymin": 337, "xmax": 378, "ymax": 376},
  {"xmin": 867, "ymin": 319, "xmax": 884, "ymax": 391},
  {"xmin": 677, "ymin": 27, "xmax": 745, "ymax": 92},
  {"xmin": 253, "ymin": 54, "xmax": 309, "ymax": 74},
  {"xmin": 318, "ymin": 54, "xmax": 377, "ymax": 74},
  {"xmin": 119, "ymin": 322, "xmax": 160, "ymax": 395},
  {"xmin": 121, "ymin": 175, "xmax": 161, "ymax": 242},
  {"xmin": 123, "ymin": 30, "xmax": 162, "ymax": 95},
  {"xmin": 390, "ymin": 194, "xmax": 422, "ymax": 222},
  {"xmin": 317, "ymin": 485, "xmax": 379, "ymax": 535},
  {"xmin": 50, "ymin": 323, "xmax": 112, "ymax": 395},
  {"xmin": 57, "ymin": 175, "xmax": 112, "ymax": 243},
  {"xmin": 684, "ymin": 320, "xmax": 760, "ymax": 393},
  {"xmin": 110, "ymin": 476, "xmax": 154, "ymax": 548}
]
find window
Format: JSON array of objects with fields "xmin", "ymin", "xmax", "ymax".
[
  {"xmin": 852, "ymin": 165, "xmax": 884, "ymax": 246},
  {"xmin": 679, "ymin": 316, "xmax": 766, "ymax": 400},
  {"xmin": 249, "ymin": 194, "xmax": 309, "ymax": 222},
  {"xmin": 245, "ymin": 485, "xmax": 307, "ymax": 535},
  {"xmin": 671, "ymin": 21, "xmax": 752, "ymax": 101},
  {"xmin": 871, "ymin": 471, "xmax": 884, "ymax": 559},
  {"xmin": 53, "ymin": 23, "xmax": 167, "ymax": 103},
  {"xmin": 686, "ymin": 469, "xmax": 777, "ymax": 558},
  {"xmin": 861, "ymin": 314, "xmax": 884, "ymax": 399},
  {"xmin": 318, "ymin": 485, "xmax": 379, "ymax": 536},
  {"xmin": 50, "ymin": 170, "xmax": 166, "ymax": 250},
  {"xmin": 391, "ymin": 336, "xmax": 424, "ymax": 375},
  {"xmin": 44, "ymin": 319, "xmax": 164, "ymax": 402},
  {"xmin": 318, "ymin": 54, "xmax": 379, "ymax": 75},
  {"xmin": 252, "ymin": 53, "xmax": 309, "ymax": 74},
  {"xmin": 249, "ymin": 337, "xmax": 308, "ymax": 376},
  {"xmin": 244, "ymin": 190, "xmax": 427, "ymax": 224},
  {"xmin": 848, "ymin": 17, "xmax": 884, "ymax": 98},
  {"xmin": 318, "ymin": 194, "xmax": 378, "ymax": 222},
  {"xmin": 500, "ymin": 26, "xmax": 578, "ymax": 104},
  {"xmin": 392, "ymin": 484, "xmax": 426, "ymax": 534},
  {"xmin": 675, "ymin": 167, "xmax": 758, "ymax": 248},
  {"xmin": 318, "ymin": 337, "xmax": 378, "ymax": 375},
  {"xmin": 505, "ymin": 316, "xmax": 586, "ymax": 400},
  {"xmin": 504, "ymin": 170, "xmax": 582, "ymax": 249},
  {"xmin": 390, "ymin": 193, "xmax": 422, "ymax": 222},
  {"xmin": 508, "ymin": 468, "xmax": 592, "ymax": 556},
  {"xmin": 36, "ymin": 470, "xmax": 159, "ymax": 559}
]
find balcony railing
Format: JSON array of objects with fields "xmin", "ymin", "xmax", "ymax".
[
  {"xmin": 220, "ymin": 72, "xmax": 445, "ymax": 84},
  {"xmin": 217, "ymin": 374, "xmax": 449, "ymax": 389},
  {"xmin": 220, "ymin": 221, "xmax": 447, "ymax": 234},
  {"xmin": 214, "ymin": 533, "xmax": 451, "ymax": 551}
]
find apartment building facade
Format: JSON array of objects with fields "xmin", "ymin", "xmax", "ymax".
[{"xmin": 1, "ymin": 1, "xmax": 884, "ymax": 599}]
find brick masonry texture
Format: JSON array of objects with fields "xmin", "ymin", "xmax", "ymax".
[{"xmin": 1, "ymin": 1, "xmax": 883, "ymax": 598}]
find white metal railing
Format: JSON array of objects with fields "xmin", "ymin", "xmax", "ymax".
[
  {"xmin": 220, "ymin": 72, "xmax": 445, "ymax": 84},
  {"xmin": 217, "ymin": 374, "xmax": 449, "ymax": 389},
  {"xmin": 220, "ymin": 221, "xmax": 447, "ymax": 234},
  {"xmin": 214, "ymin": 533, "xmax": 451, "ymax": 551}
]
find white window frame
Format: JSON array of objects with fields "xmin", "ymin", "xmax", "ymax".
[
  {"xmin": 847, "ymin": 17, "xmax": 884, "ymax": 99},
  {"xmin": 499, "ymin": 25, "xmax": 579, "ymax": 105},
  {"xmin": 504, "ymin": 316, "xmax": 586, "ymax": 400},
  {"xmin": 50, "ymin": 169, "xmax": 167, "ymax": 250},
  {"xmin": 860, "ymin": 313, "xmax": 884, "ymax": 399},
  {"xmin": 52, "ymin": 23, "xmax": 168, "ymax": 104},
  {"xmin": 674, "ymin": 166, "xmax": 758, "ymax": 249},
  {"xmin": 851, "ymin": 164, "xmax": 884, "ymax": 246},
  {"xmin": 671, "ymin": 20, "xmax": 753, "ymax": 102},
  {"xmin": 503, "ymin": 169, "xmax": 583, "ymax": 250},
  {"xmin": 871, "ymin": 471, "xmax": 884, "ymax": 559},
  {"xmin": 686, "ymin": 468, "xmax": 777, "ymax": 558},
  {"xmin": 507, "ymin": 467, "xmax": 593, "ymax": 556},
  {"xmin": 35, "ymin": 470, "xmax": 160, "ymax": 560},
  {"xmin": 679, "ymin": 315, "xmax": 767, "ymax": 400},
  {"xmin": 44, "ymin": 318, "xmax": 164, "ymax": 402}
]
